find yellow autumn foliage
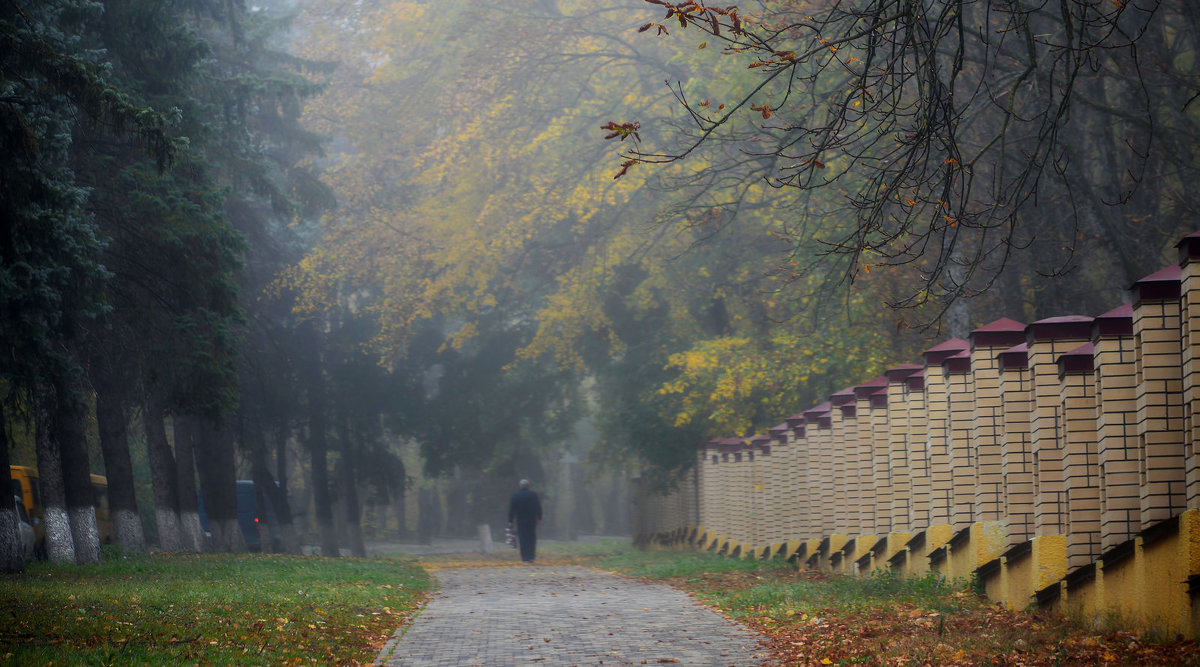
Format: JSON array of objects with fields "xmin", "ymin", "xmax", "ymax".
[{"xmin": 285, "ymin": 0, "xmax": 933, "ymax": 448}]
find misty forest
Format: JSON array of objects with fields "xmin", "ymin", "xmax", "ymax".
[{"xmin": 2, "ymin": 0, "xmax": 1198, "ymax": 571}]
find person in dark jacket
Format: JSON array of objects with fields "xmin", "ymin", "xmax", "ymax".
[{"xmin": 507, "ymin": 479, "xmax": 543, "ymax": 563}]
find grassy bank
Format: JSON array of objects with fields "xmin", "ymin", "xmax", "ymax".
[
  {"xmin": 0, "ymin": 549, "xmax": 429, "ymax": 665},
  {"xmin": 591, "ymin": 549, "xmax": 1200, "ymax": 666}
]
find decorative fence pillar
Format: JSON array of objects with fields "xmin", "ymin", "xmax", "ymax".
[
  {"xmin": 1131, "ymin": 265, "xmax": 1186, "ymax": 526},
  {"xmin": 806, "ymin": 403, "xmax": 834, "ymax": 537},
  {"xmin": 744, "ymin": 437, "xmax": 760, "ymax": 554},
  {"xmin": 1093, "ymin": 304, "xmax": 1141, "ymax": 550},
  {"xmin": 830, "ymin": 389, "xmax": 857, "ymax": 535},
  {"xmin": 1057, "ymin": 343, "xmax": 1101, "ymax": 569},
  {"xmin": 944, "ymin": 349, "xmax": 976, "ymax": 530},
  {"xmin": 785, "ymin": 414, "xmax": 810, "ymax": 540},
  {"xmin": 905, "ymin": 370, "xmax": 930, "ymax": 530},
  {"xmin": 855, "ymin": 377, "xmax": 890, "ymax": 535},
  {"xmin": 1179, "ymin": 233, "xmax": 1200, "ymax": 510},
  {"xmin": 998, "ymin": 343, "xmax": 1034, "ymax": 545},
  {"xmin": 704, "ymin": 440, "xmax": 722, "ymax": 548},
  {"xmin": 971, "ymin": 318, "xmax": 1027, "ymax": 523},
  {"xmin": 698, "ymin": 441, "xmax": 714, "ymax": 544},
  {"xmin": 886, "ymin": 364, "xmax": 922, "ymax": 531},
  {"xmin": 813, "ymin": 407, "xmax": 837, "ymax": 560},
  {"xmin": 1027, "ymin": 316, "xmax": 1094, "ymax": 537},
  {"xmin": 767, "ymin": 424, "xmax": 791, "ymax": 551},
  {"xmin": 849, "ymin": 382, "xmax": 875, "ymax": 536},
  {"xmin": 924, "ymin": 339, "xmax": 968, "ymax": 527},
  {"xmin": 750, "ymin": 435, "xmax": 773, "ymax": 554},
  {"xmin": 733, "ymin": 440, "xmax": 750, "ymax": 552},
  {"xmin": 717, "ymin": 438, "xmax": 739, "ymax": 549}
]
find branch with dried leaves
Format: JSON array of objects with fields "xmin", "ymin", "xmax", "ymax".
[{"xmin": 606, "ymin": 0, "xmax": 1195, "ymax": 322}]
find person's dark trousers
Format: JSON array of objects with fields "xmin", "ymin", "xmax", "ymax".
[{"xmin": 516, "ymin": 520, "xmax": 537, "ymax": 562}]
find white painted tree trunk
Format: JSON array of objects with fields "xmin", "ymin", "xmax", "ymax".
[
  {"xmin": 43, "ymin": 506, "xmax": 75, "ymax": 564},
  {"xmin": 143, "ymin": 395, "xmax": 181, "ymax": 552},
  {"xmin": 209, "ymin": 517, "xmax": 245, "ymax": 553},
  {"xmin": 69, "ymin": 506, "xmax": 100, "ymax": 564},
  {"xmin": 0, "ymin": 507, "xmax": 25, "ymax": 573},
  {"xmin": 180, "ymin": 510, "xmax": 207, "ymax": 553},
  {"xmin": 112, "ymin": 509, "xmax": 145, "ymax": 553},
  {"xmin": 277, "ymin": 517, "xmax": 300, "ymax": 555},
  {"xmin": 155, "ymin": 509, "xmax": 182, "ymax": 552},
  {"xmin": 477, "ymin": 524, "xmax": 494, "ymax": 554}
]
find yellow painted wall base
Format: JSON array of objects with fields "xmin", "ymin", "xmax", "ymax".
[
  {"xmin": 939, "ymin": 521, "xmax": 1007, "ymax": 581},
  {"xmin": 861, "ymin": 532, "xmax": 912, "ymax": 574},
  {"xmin": 1049, "ymin": 511, "xmax": 1200, "ymax": 636},
  {"xmin": 897, "ymin": 525, "xmax": 955, "ymax": 577},
  {"xmin": 818, "ymin": 534, "xmax": 850, "ymax": 571},
  {"xmin": 706, "ymin": 532, "xmax": 722, "ymax": 552},
  {"xmin": 1031, "ymin": 534, "xmax": 1068, "ymax": 594},
  {"xmin": 844, "ymin": 535, "xmax": 880, "ymax": 574},
  {"xmin": 981, "ymin": 534, "xmax": 1066, "ymax": 611},
  {"xmin": 794, "ymin": 539, "xmax": 823, "ymax": 568},
  {"xmin": 981, "ymin": 553, "xmax": 1018, "ymax": 610},
  {"xmin": 764, "ymin": 542, "xmax": 790, "ymax": 560},
  {"xmin": 683, "ymin": 526, "xmax": 699, "ymax": 547}
]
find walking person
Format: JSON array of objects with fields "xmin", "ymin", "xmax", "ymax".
[{"xmin": 507, "ymin": 479, "xmax": 542, "ymax": 563}]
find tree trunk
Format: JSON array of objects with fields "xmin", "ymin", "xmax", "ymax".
[
  {"xmin": 273, "ymin": 419, "xmax": 302, "ymax": 551},
  {"xmin": 341, "ymin": 436, "xmax": 366, "ymax": 557},
  {"xmin": 0, "ymin": 402, "xmax": 26, "ymax": 573},
  {"xmin": 274, "ymin": 418, "xmax": 288, "ymax": 493},
  {"xmin": 251, "ymin": 460, "xmax": 299, "ymax": 554},
  {"xmin": 391, "ymin": 456, "xmax": 408, "ymax": 540},
  {"xmin": 91, "ymin": 357, "xmax": 145, "ymax": 553},
  {"xmin": 246, "ymin": 416, "xmax": 299, "ymax": 554},
  {"xmin": 172, "ymin": 417, "xmax": 207, "ymax": 552},
  {"xmin": 143, "ymin": 394, "xmax": 181, "ymax": 551},
  {"xmin": 943, "ymin": 257, "xmax": 971, "ymax": 340},
  {"xmin": 417, "ymin": 488, "xmax": 435, "ymax": 545},
  {"xmin": 193, "ymin": 419, "xmax": 244, "ymax": 553},
  {"xmin": 607, "ymin": 470, "xmax": 631, "ymax": 536},
  {"xmin": 55, "ymin": 378, "xmax": 100, "ymax": 565},
  {"xmin": 300, "ymin": 323, "xmax": 338, "ymax": 557},
  {"xmin": 35, "ymin": 383, "xmax": 74, "ymax": 563},
  {"xmin": 309, "ymin": 421, "xmax": 338, "ymax": 557}
]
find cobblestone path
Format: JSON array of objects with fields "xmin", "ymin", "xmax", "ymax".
[{"xmin": 374, "ymin": 565, "xmax": 769, "ymax": 666}]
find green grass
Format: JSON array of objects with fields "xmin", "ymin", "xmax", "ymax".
[
  {"xmin": 0, "ymin": 547, "xmax": 430, "ymax": 665},
  {"xmin": 597, "ymin": 547, "xmax": 793, "ymax": 579},
  {"xmin": 593, "ymin": 549, "xmax": 970, "ymax": 622},
  {"xmin": 536, "ymin": 537, "xmax": 635, "ymax": 559}
]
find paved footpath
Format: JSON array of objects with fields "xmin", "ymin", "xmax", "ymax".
[{"xmin": 374, "ymin": 565, "xmax": 770, "ymax": 666}]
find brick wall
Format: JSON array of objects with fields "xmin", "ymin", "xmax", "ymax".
[{"xmin": 632, "ymin": 230, "xmax": 1200, "ymax": 634}]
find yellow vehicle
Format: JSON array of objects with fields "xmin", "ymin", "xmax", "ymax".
[
  {"xmin": 91, "ymin": 473, "xmax": 113, "ymax": 544},
  {"xmin": 10, "ymin": 466, "xmax": 42, "ymax": 547},
  {"xmin": 10, "ymin": 465, "xmax": 113, "ymax": 553}
]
